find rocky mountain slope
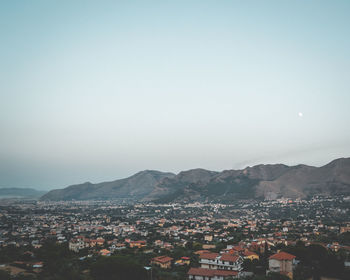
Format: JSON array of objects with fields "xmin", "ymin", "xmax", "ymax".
[{"xmin": 41, "ymin": 158, "xmax": 350, "ymax": 202}]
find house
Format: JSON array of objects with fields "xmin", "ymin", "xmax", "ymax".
[
  {"xmin": 199, "ymin": 253, "xmax": 243, "ymax": 271},
  {"xmin": 203, "ymin": 244, "xmax": 216, "ymax": 250},
  {"xmin": 242, "ymin": 250, "xmax": 259, "ymax": 261},
  {"xmin": 109, "ymin": 243, "xmax": 126, "ymax": 252},
  {"xmin": 181, "ymin": 257, "xmax": 191, "ymax": 265},
  {"xmin": 154, "ymin": 240, "xmax": 164, "ymax": 247},
  {"xmin": 175, "ymin": 256, "xmax": 191, "ymax": 265},
  {"xmin": 99, "ymin": 249, "xmax": 111, "ymax": 256},
  {"xmin": 204, "ymin": 235, "xmax": 213, "ymax": 242},
  {"xmin": 129, "ymin": 240, "xmax": 146, "ymax": 248},
  {"xmin": 151, "ymin": 256, "xmax": 173, "ymax": 269},
  {"xmin": 162, "ymin": 242, "xmax": 174, "ymax": 250},
  {"xmin": 249, "ymin": 239, "xmax": 273, "ymax": 254},
  {"xmin": 188, "ymin": 267, "xmax": 239, "ymax": 280},
  {"xmin": 229, "ymin": 246, "xmax": 245, "ymax": 255},
  {"xmin": 69, "ymin": 238, "xmax": 86, "ymax": 252},
  {"xmin": 199, "ymin": 252, "xmax": 219, "ymax": 269},
  {"xmin": 89, "ymin": 238, "xmax": 105, "ymax": 247},
  {"xmin": 268, "ymin": 251, "xmax": 296, "ymax": 279}
]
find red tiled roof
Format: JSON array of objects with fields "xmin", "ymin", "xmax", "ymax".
[
  {"xmin": 130, "ymin": 240, "xmax": 146, "ymax": 244},
  {"xmin": 199, "ymin": 252, "xmax": 219, "ymax": 260},
  {"xmin": 188, "ymin": 267, "xmax": 213, "ymax": 277},
  {"xmin": 233, "ymin": 246, "xmax": 244, "ymax": 251},
  {"xmin": 188, "ymin": 267, "xmax": 238, "ymax": 277},
  {"xmin": 220, "ymin": 254, "xmax": 239, "ymax": 262},
  {"xmin": 214, "ymin": 270, "xmax": 239, "ymax": 276},
  {"xmin": 151, "ymin": 256, "xmax": 173, "ymax": 264},
  {"xmin": 269, "ymin": 251, "xmax": 296, "ymax": 260}
]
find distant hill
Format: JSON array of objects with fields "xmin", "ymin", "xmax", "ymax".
[
  {"xmin": 41, "ymin": 158, "xmax": 350, "ymax": 202},
  {"xmin": 40, "ymin": 170, "xmax": 175, "ymax": 201},
  {"xmin": 0, "ymin": 188, "xmax": 47, "ymax": 198}
]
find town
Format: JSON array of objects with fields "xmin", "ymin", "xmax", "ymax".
[{"xmin": 0, "ymin": 195, "xmax": 349, "ymax": 280}]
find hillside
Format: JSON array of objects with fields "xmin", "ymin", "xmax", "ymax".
[
  {"xmin": 41, "ymin": 170, "xmax": 175, "ymax": 201},
  {"xmin": 41, "ymin": 158, "xmax": 350, "ymax": 202},
  {"xmin": 0, "ymin": 188, "xmax": 47, "ymax": 198}
]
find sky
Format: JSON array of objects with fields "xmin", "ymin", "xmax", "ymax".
[{"xmin": 1, "ymin": 0, "xmax": 350, "ymax": 190}]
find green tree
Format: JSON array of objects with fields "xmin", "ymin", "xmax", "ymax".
[
  {"xmin": 266, "ymin": 272, "xmax": 290, "ymax": 280},
  {"xmin": 90, "ymin": 256, "xmax": 147, "ymax": 280},
  {"xmin": 0, "ymin": 270, "xmax": 11, "ymax": 280},
  {"xmin": 36, "ymin": 241, "xmax": 82, "ymax": 280}
]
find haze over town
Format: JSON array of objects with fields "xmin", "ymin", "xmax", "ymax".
[
  {"xmin": 1, "ymin": 0, "xmax": 350, "ymax": 190},
  {"xmin": 1, "ymin": 2, "xmax": 350, "ymax": 280}
]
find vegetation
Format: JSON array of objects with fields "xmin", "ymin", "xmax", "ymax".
[
  {"xmin": 283, "ymin": 242, "xmax": 348, "ymax": 280},
  {"xmin": 90, "ymin": 256, "xmax": 147, "ymax": 280}
]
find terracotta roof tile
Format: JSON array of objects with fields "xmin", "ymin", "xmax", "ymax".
[
  {"xmin": 220, "ymin": 254, "xmax": 239, "ymax": 262},
  {"xmin": 188, "ymin": 267, "xmax": 238, "ymax": 277},
  {"xmin": 269, "ymin": 251, "xmax": 296, "ymax": 260},
  {"xmin": 199, "ymin": 252, "xmax": 219, "ymax": 260},
  {"xmin": 151, "ymin": 256, "xmax": 173, "ymax": 263}
]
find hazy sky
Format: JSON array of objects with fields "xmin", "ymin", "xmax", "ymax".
[{"xmin": 1, "ymin": 0, "xmax": 350, "ymax": 190}]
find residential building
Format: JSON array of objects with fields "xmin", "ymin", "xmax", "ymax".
[
  {"xmin": 188, "ymin": 267, "xmax": 239, "ymax": 280},
  {"xmin": 268, "ymin": 251, "xmax": 296, "ymax": 279},
  {"xmin": 199, "ymin": 253, "xmax": 242, "ymax": 271},
  {"xmin": 151, "ymin": 256, "xmax": 173, "ymax": 269}
]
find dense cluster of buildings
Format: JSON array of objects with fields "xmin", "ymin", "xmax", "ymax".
[{"xmin": 0, "ymin": 195, "xmax": 349, "ymax": 279}]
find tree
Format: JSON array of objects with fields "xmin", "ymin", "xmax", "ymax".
[
  {"xmin": 90, "ymin": 256, "xmax": 147, "ymax": 280},
  {"xmin": 239, "ymin": 273, "xmax": 290, "ymax": 280},
  {"xmin": 14, "ymin": 274, "xmax": 37, "ymax": 280},
  {"xmin": 243, "ymin": 259, "xmax": 253, "ymax": 271},
  {"xmin": 266, "ymin": 272, "xmax": 290, "ymax": 280},
  {"xmin": 0, "ymin": 270, "xmax": 11, "ymax": 280},
  {"xmin": 36, "ymin": 241, "xmax": 82, "ymax": 280}
]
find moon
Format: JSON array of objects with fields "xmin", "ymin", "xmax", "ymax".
[{"xmin": 298, "ymin": 112, "xmax": 303, "ymax": 117}]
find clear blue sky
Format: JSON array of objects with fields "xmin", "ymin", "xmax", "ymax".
[{"xmin": 1, "ymin": 0, "xmax": 350, "ymax": 190}]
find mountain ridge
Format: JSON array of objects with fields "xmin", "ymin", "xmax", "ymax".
[
  {"xmin": 41, "ymin": 157, "xmax": 350, "ymax": 202},
  {"xmin": 0, "ymin": 187, "xmax": 47, "ymax": 198}
]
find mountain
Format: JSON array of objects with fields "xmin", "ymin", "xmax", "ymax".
[
  {"xmin": 41, "ymin": 170, "xmax": 175, "ymax": 201},
  {"xmin": 0, "ymin": 188, "xmax": 47, "ymax": 198},
  {"xmin": 255, "ymin": 158, "xmax": 350, "ymax": 200},
  {"xmin": 144, "ymin": 168, "xmax": 219, "ymax": 202},
  {"xmin": 41, "ymin": 158, "xmax": 350, "ymax": 202}
]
